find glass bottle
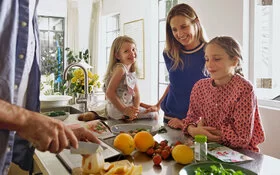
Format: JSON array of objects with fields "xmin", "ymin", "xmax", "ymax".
[{"xmin": 194, "ymin": 135, "xmax": 207, "ymax": 162}]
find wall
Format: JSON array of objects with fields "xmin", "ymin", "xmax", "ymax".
[
  {"xmin": 258, "ymin": 106, "xmax": 280, "ymax": 158},
  {"xmin": 37, "ymin": 0, "xmax": 67, "ymax": 17}
]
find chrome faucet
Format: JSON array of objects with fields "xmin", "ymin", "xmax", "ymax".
[{"xmin": 63, "ymin": 62, "xmax": 89, "ymax": 112}]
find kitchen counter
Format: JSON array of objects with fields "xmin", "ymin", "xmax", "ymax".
[{"xmin": 34, "ymin": 114, "xmax": 280, "ymax": 175}]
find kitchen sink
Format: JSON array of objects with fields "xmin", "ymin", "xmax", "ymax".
[{"xmin": 40, "ymin": 106, "xmax": 83, "ymax": 114}]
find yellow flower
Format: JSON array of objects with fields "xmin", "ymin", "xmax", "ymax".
[
  {"xmin": 71, "ymin": 77, "xmax": 77, "ymax": 83},
  {"xmin": 70, "ymin": 68, "xmax": 100, "ymax": 94}
]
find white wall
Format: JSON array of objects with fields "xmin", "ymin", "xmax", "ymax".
[
  {"xmin": 181, "ymin": 0, "xmax": 244, "ymax": 42},
  {"xmin": 37, "ymin": 0, "xmax": 67, "ymax": 17},
  {"xmin": 258, "ymin": 106, "xmax": 280, "ymax": 158}
]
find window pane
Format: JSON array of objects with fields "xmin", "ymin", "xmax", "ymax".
[
  {"xmin": 159, "ymin": 41, "xmax": 165, "ymax": 62},
  {"xmin": 106, "ymin": 47, "xmax": 111, "ymax": 64},
  {"xmin": 253, "ymin": 1, "xmax": 280, "ymax": 100},
  {"xmin": 38, "ymin": 17, "xmax": 49, "ymax": 30},
  {"xmin": 50, "ymin": 18, "xmax": 63, "ymax": 31},
  {"xmin": 159, "ymin": 0, "xmax": 166, "ymax": 19},
  {"xmin": 106, "ymin": 32, "xmax": 118, "ymax": 47},
  {"xmin": 159, "ymin": 21, "xmax": 166, "ymax": 41},
  {"xmin": 159, "ymin": 84, "xmax": 168, "ymax": 99},
  {"xmin": 159, "ymin": 62, "xmax": 169, "ymax": 83},
  {"xmin": 106, "ymin": 15, "xmax": 119, "ymax": 31},
  {"xmin": 38, "ymin": 16, "xmax": 64, "ymax": 94}
]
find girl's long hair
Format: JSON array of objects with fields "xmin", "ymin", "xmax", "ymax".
[{"xmin": 103, "ymin": 35, "xmax": 137, "ymax": 84}]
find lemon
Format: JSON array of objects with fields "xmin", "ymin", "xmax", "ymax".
[
  {"xmin": 113, "ymin": 133, "xmax": 135, "ymax": 155},
  {"xmin": 172, "ymin": 144, "xmax": 194, "ymax": 164}
]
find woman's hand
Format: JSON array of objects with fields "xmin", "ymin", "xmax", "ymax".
[{"xmin": 140, "ymin": 102, "xmax": 160, "ymax": 113}]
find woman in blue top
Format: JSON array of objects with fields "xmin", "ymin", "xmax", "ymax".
[{"xmin": 142, "ymin": 3, "xmax": 208, "ymax": 129}]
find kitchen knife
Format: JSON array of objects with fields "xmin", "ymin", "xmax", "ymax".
[{"xmin": 70, "ymin": 141, "xmax": 106, "ymax": 154}]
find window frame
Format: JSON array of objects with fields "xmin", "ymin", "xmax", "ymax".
[{"xmin": 249, "ymin": 0, "xmax": 280, "ymax": 108}]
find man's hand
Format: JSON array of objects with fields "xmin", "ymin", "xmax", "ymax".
[
  {"xmin": 17, "ymin": 111, "xmax": 78, "ymax": 154},
  {"xmin": 71, "ymin": 125, "xmax": 101, "ymax": 144}
]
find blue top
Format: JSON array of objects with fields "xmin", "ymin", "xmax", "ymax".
[
  {"xmin": 161, "ymin": 43, "xmax": 208, "ymax": 120},
  {"xmin": 0, "ymin": 0, "xmax": 40, "ymax": 174}
]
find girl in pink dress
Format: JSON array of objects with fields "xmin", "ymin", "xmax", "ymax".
[{"xmin": 182, "ymin": 36, "xmax": 265, "ymax": 152}]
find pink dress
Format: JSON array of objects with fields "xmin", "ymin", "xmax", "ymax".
[{"xmin": 182, "ymin": 75, "xmax": 265, "ymax": 152}]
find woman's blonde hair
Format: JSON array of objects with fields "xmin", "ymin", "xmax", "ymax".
[
  {"xmin": 165, "ymin": 3, "xmax": 208, "ymax": 70},
  {"xmin": 206, "ymin": 36, "xmax": 244, "ymax": 77},
  {"xmin": 103, "ymin": 35, "xmax": 137, "ymax": 84}
]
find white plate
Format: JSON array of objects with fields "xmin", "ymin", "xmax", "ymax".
[{"xmin": 110, "ymin": 123, "xmax": 153, "ymax": 135}]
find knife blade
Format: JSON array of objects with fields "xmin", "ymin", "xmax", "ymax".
[{"xmin": 70, "ymin": 141, "xmax": 106, "ymax": 155}]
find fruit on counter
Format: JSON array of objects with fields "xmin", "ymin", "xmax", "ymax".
[
  {"xmin": 81, "ymin": 147, "xmax": 104, "ymax": 174},
  {"xmin": 100, "ymin": 160, "xmax": 142, "ymax": 175},
  {"xmin": 161, "ymin": 149, "xmax": 170, "ymax": 160},
  {"xmin": 146, "ymin": 147, "xmax": 155, "ymax": 156},
  {"xmin": 159, "ymin": 140, "xmax": 168, "ymax": 148},
  {"xmin": 172, "ymin": 144, "xmax": 194, "ymax": 164},
  {"xmin": 113, "ymin": 133, "xmax": 135, "ymax": 155},
  {"xmin": 152, "ymin": 154, "xmax": 162, "ymax": 166},
  {"xmin": 72, "ymin": 159, "xmax": 142, "ymax": 175},
  {"xmin": 133, "ymin": 131, "xmax": 155, "ymax": 152}
]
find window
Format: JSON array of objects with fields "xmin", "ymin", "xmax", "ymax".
[
  {"xmin": 105, "ymin": 14, "xmax": 120, "ymax": 64},
  {"xmin": 38, "ymin": 16, "xmax": 65, "ymax": 94},
  {"xmin": 251, "ymin": 0, "xmax": 280, "ymax": 107},
  {"xmin": 157, "ymin": 0, "xmax": 177, "ymax": 99}
]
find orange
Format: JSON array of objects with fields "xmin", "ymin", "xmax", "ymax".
[
  {"xmin": 172, "ymin": 144, "xmax": 194, "ymax": 164},
  {"xmin": 113, "ymin": 133, "xmax": 135, "ymax": 155},
  {"xmin": 133, "ymin": 131, "xmax": 155, "ymax": 152}
]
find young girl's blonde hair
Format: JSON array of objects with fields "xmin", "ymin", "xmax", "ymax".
[
  {"xmin": 165, "ymin": 3, "xmax": 208, "ymax": 70},
  {"xmin": 206, "ymin": 36, "xmax": 244, "ymax": 77},
  {"xmin": 103, "ymin": 35, "xmax": 137, "ymax": 84}
]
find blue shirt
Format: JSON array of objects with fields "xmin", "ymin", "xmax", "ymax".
[
  {"xmin": 161, "ymin": 43, "xmax": 208, "ymax": 120},
  {"xmin": 0, "ymin": 0, "xmax": 40, "ymax": 174}
]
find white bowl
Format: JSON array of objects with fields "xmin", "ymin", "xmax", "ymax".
[{"xmin": 40, "ymin": 95, "xmax": 72, "ymax": 109}]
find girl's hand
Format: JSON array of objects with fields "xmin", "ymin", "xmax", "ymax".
[
  {"xmin": 188, "ymin": 125, "xmax": 221, "ymax": 142},
  {"xmin": 123, "ymin": 106, "xmax": 139, "ymax": 120},
  {"xmin": 140, "ymin": 102, "xmax": 160, "ymax": 113}
]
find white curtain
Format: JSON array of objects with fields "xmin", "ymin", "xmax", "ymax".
[
  {"xmin": 67, "ymin": 0, "xmax": 79, "ymax": 54},
  {"xmin": 88, "ymin": 0, "xmax": 102, "ymax": 73}
]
